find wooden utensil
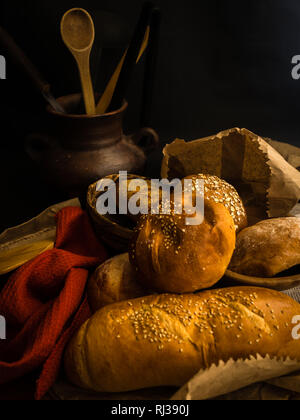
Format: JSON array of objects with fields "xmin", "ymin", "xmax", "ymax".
[
  {"xmin": 96, "ymin": 26, "xmax": 150, "ymax": 115},
  {"xmin": 0, "ymin": 26, "xmax": 65, "ymax": 113},
  {"xmin": 61, "ymin": 8, "xmax": 96, "ymax": 115},
  {"xmin": 108, "ymin": 2, "xmax": 155, "ymax": 112},
  {"xmin": 92, "ymin": 10, "xmax": 132, "ymax": 91}
]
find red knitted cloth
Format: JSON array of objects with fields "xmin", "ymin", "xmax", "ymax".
[{"xmin": 0, "ymin": 207, "xmax": 107, "ymax": 400}]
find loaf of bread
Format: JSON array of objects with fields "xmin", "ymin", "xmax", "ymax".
[
  {"xmin": 183, "ymin": 174, "xmax": 248, "ymax": 232},
  {"xmin": 230, "ymin": 217, "xmax": 300, "ymax": 277},
  {"xmin": 88, "ymin": 254, "xmax": 147, "ymax": 312},
  {"xmin": 64, "ymin": 287, "xmax": 300, "ymax": 393},
  {"xmin": 129, "ymin": 199, "xmax": 236, "ymax": 293}
]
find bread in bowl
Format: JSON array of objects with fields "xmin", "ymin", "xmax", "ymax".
[{"xmin": 230, "ymin": 217, "xmax": 300, "ymax": 277}]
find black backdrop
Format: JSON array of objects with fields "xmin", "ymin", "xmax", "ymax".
[{"xmin": 0, "ymin": 0, "xmax": 300, "ymax": 231}]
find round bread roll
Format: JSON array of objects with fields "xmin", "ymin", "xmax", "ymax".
[
  {"xmin": 129, "ymin": 199, "xmax": 236, "ymax": 293},
  {"xmin": 88, "ymin": 254, "xmax": 147, "ymax": 312},
  {"xmin": 230, "ymin": 217, "xmax": 300, "ymax": 277},
  {"xmin": 183, "ymin": 174, "xmax": 247, "ymax": 232},
  {"xmin": 64, "ymin": 287, "xmax": 300, "ymax": 393}
]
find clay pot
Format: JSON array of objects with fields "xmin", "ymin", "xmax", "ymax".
[{"xmin": 26, "ymin": 94, "xmax": 159, "ymax": 197}]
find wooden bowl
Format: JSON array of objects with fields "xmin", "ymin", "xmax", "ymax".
[
  {"xmin": 225, "ymin": 270, "xmax": 300, "ymax": 291},
  {"xmin": 87, "ymin": 174, "xmax": 149, "ymax": 252}
]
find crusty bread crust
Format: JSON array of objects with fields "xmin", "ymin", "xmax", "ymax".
[
  {"xmin": 88, "ymin": 254, "xmax": 146, "ymax": 312},
  {"xmin": 183, "ymin": 174, "xmax": 248, "ymax": 232},
  {"xmin": 129, "ymin": 200, "xmax": 236, "ymax": 293},
  {"xmin": 230, "ymin": 218, "xmax": 300, "ymax": 277},
  {"xmin": 65, "ymin": 287, "xmax": 300, "ymax": 393}
]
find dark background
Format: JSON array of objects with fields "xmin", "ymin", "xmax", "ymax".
[{"xmin": 0, "ymin": 0, "xmax": 300, "ymax": 232}]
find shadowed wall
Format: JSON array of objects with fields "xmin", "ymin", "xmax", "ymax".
[{"xmin": 0, "ymin": 0, "xmax": 299, "ymax": 230}]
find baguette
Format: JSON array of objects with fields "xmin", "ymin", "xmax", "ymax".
[{"xmin": 65, "ymin": 287, "xmax": 300, "ymax": 393}]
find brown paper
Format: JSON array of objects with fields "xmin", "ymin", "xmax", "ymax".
[
  {"xmin": 268, "ymin": 372, "xmax": 300, "ymax": 394},
  {"xmin": 215, "ymin": 382, "xmax": 300, "ymax": 400},
  {"xmin": 162, "ymin": 128, "xmax": 300, "ymax": 222},
  {"xmin": 171, "ymin": 355, "xmax": 300, "ymax": 401},
  {"xmin": 48, "ymin": 358, "xmax": 300, "ymax": 401},
  {"xmin": 266, "ymin": 139, "xmax": 300, "ymax": 170}
]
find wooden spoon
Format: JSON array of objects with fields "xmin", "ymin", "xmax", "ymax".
[{"xmin": 61, "ymin": 8, "xmax": 96, "ymax": 115}]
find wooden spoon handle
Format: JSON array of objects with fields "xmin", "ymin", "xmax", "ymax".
[
  {"xmin": 0, "ymin": 26, "xmax": 66, "ymax": 113},
  {"xmin": 0, "ymin": 26, "xmax": 49, "ymax": 94},
  {"xmin": 108, "ymin": 2, "xmax": 154, "ymax": 112},
  {"xmin": 75, "ymin": 53, "xmax": 96, "ymax": 115},
  {"xmin": 95, "ymin": 26, "xmax": 150, "ymax": 115}
]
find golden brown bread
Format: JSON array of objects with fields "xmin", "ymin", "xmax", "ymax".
[
  {"xmin": 129, "ymin": 199, "xmax": 236, "ymax": 293},
  {"xmin": 230, "ymin": 217, "xmax": 300, "ymax": 277},
  {"xmin": 88, "ymin": 254, "xmax": 147, "ymax": 312},
  {"xmin": 64, "ymin": 287, "xmax": 300, "ymax": 393},
  {"xmin": 182, "ymin": 174, "xmax": 248, "ymax": 232},
  {"xmin": 115, "ymin": 173, "xmax": 247, "ymax": 230}
]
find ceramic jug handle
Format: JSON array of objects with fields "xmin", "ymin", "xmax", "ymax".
[
  {"xmin": 25, "ymin": 133, "xmax": 58, "ymax": 162},
  {"xmin": 131, "ymin": 127, "xmax": 159, "ymax": 154}
]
